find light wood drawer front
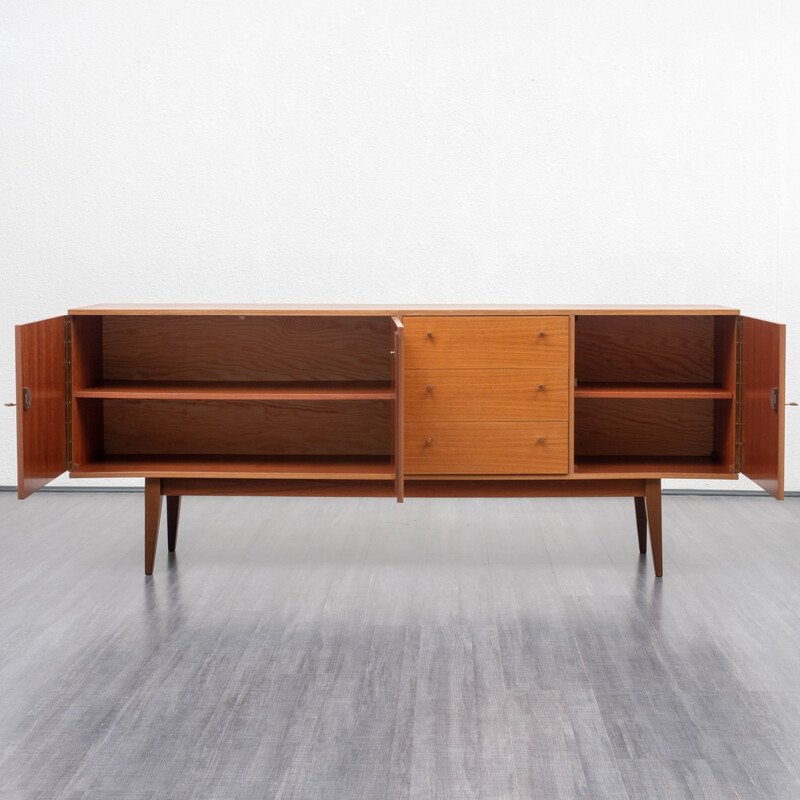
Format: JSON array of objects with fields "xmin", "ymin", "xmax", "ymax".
[
  {"xmin": 404, "ymin": 316, "xmax": 569, "ymax": 369},
  {"xmin": 405, "ymin": 369, "xmax": 568, "ymax": 421},
  {"xmin": 404, "ymin": 422, "xmax": 568, "ymax": 475}
]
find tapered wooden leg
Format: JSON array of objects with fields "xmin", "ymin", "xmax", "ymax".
[
  {"xmin": 634, "ymin": 496, "xmax": 648, "ymax": 555},
  {"xmin": 167, "ymin": 496, "xmax": 181, "ymax": 553},
  {"xmin": 144, "ymin": 478, "xmax": 163, "ymax": 575},
  {"xmin": 644, "ymin": 479, "xmax": 662, "ymax": 577}
]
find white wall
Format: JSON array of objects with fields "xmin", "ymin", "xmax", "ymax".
[{"xmin": 1, "ymin": 0, "xmax": 797, "ymax": 490}]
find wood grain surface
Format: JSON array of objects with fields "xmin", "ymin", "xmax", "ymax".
[
  {"xmin": 714, "ymin": 316, "xmax": 738, "ymax": 470},
  {"xmin": 72, "ymin": 455, "xmax": 395, "ymax": 480},
  {"xmin": 161, "ymin": 477, "xmax": 398, "ymax": 495},
  {"xmin": 392, "ymin": 317, "xmax": 405, "ymax": 501},
  {"xmin": 102, "ymin": 315, "xmax": 393, "ymax": 381},
  {"xmin": 76, "ymin": 380, "xmax": 396, "ymax": 401},
  {"xmin": 15, "ymin": 316, "xmax": 67, "ymax": 498},
  {"xmin": 68, "ymin": 302, "xmax": 741, "ymax": 315},
  {"xmin": 741, "ymin": 316, "xmax": 786, "ymax": 499},
  {"xmin": 69, "ymin": 316, "xmax": 105, "ymax": 469},
  {"xmin": 575, "ymin": 398, "xmax": 714, "ymax": 457},
  {"xmin": 404, "ymin": 316, "xmax": 569, "ymax": 370},
  {"xmin": 101, "ymin": 399, "xmax": 392, "ymax": 456},
  {"xmin": 573, "ymin": 455, "xmax": 735, "ymax": 478},
  {"xmin": 404, "ymin": 421, "xmax": 568, "ymax": 475},
  {"xmin": 574, "ymin": 382, "xmax": 731, "ymax": 399},
  {"xmin": 575, "ymin": 314, "xmax": 716, "ymax": 383},
  {"xmin": 405, "ymin": 369, "xmax": 568, "ymax": 421},
  {"xmin": 404, "ymin": 478, "xmax": 645, "ymax": 497}
]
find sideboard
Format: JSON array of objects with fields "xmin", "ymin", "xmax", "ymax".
[{"xmin": 14, "ymin": 305, "xmax": 786, "ymax": 577}]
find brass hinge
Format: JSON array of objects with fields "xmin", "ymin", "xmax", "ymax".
[
  {"xmin": 734, "ymin": 316, "xmax": 743, "ymax": 472},
  {"xmin": 65, "ymin": 316, "xmax": 73, "ymax": 471}
]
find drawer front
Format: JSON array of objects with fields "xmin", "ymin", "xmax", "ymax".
[
  {"xmin": 404, "ymin": 316, "xmax": 569, "ymax": 370},
  {"xmin": 405, "ymin": 368, "xmax": 568, "ymax": 421},
  {"xmin": 404, "ymin": 421, "xmax": 568, "ymax": 475}
]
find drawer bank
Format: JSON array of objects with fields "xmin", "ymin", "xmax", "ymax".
[{"xmin": 14, "ymin": 304, "xmax": 786, "ymax": 577}]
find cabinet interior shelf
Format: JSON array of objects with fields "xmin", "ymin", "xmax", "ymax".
[
  {"xmin": 574, "ymin": 455, "xmax": 735, "ymax": 477},
  {"xmin": 71, "ymin": 455, "xmax": 396, "ymax": 480},
  {"xmin": 574, "ymin": 383, "xmax": 733, "ymax": 400},
  {"xmin": 74, "ymin": 380, "xmax": 396, "ymax": 401}
]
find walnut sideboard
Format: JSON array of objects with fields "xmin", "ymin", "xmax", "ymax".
[{"xmin": 14, "ymin": 304, "xmax": 786, "ymax": 577}]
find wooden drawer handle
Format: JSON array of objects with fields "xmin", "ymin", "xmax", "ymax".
[
  {"xmin": 425, "ymin": 437, "xmax": 433, "ymax": 445},
  {"xmin": 538, "ymin": 384, "xmax": 545, "ymax": 391},
  {"xmin": 427, "ymin": 331, "xmax": 433, "ymax": 338},
  {"xmin": 537, "ymin": 437, "xmax": 544, "ymax": 443},
  {"xmin": 426, "ymin": 385, "xmax": 434, "ymax": 392},
  {"xmin": 538, "ymin": 331, "xmax": 546, "ymax": 337}
]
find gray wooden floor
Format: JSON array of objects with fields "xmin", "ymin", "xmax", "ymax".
[{"xmin": 1, "ymin": 491, "xmax": 799, "ymax": 799}]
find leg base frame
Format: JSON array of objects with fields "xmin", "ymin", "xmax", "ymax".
[{"xmin": 145, "ymin": 477, "xmax": 665, "ymax": 577}]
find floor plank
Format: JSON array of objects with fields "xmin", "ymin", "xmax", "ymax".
[{"xmin": 0, "ymin": 491, "xmax": 798, "ymax": 799}]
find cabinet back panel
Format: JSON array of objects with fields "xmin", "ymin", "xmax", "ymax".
[
  {"xmin": 575, "ymin": 398, "xmax": 714, "ymax": 456},
  {"xmin": 103, "ymin": 400, "xmax": 391, "ymax": 455},
  {"xmin": 575, "ymin": 315, "xmax": 714, "ymax": 383},
  {"xmin": 102, "ymin": 316, "xmax": 392, "ymax": 382}
]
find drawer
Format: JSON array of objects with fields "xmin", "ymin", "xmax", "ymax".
[
  {"xmin": 404, "ymin": 421, "xmax": 569, "ymax": 475},
  {"xmin": 405, "ymin": 368, "xmax": 568, "ymax": 421},
  {"xmin": 403, "ymin": 316, "xmax": 569, "ymax": 370}
]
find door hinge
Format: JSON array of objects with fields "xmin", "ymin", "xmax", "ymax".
[{"xmin": 65, "ymin": 316, "xmax": 73, "ymax": 470}]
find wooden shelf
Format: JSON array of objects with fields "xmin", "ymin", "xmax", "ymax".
[
  {"xmin": 573, "ymin": 455, "xmax": 736, "ymax": 478},
  {"xmin": 574, "ymin": 383, "xmax": 733, "ymax": 399},
  {"xmin": 71, "ymin": 455, "xmax": 396, "ymax": 480},
  {"xmin": 74, "ymin": 380, "xmax": 396, "ymax": 401}
]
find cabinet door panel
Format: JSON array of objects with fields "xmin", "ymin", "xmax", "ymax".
[
  {"xmin": 391, "ymin": 316, "xmax": 404, "ymax": 500},
  {"xmin": 15, "ymin": 317, "xmax": 67, "ymax": 498},
  {"xmin": 741, "ymin": 316, "xmax": 785, "ymax": 499},
  {"xmin": 404, "ymin": 421, "xmax": 568, "ymax": 475},
  {"xmin": 405, "ymin": 369, "xmax": 568, "ymax": 421},
  {"xmin": 404, "ymin": 316, "xmax": 569, "ymax": 369}
]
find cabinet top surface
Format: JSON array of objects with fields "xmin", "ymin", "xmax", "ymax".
[{"xmin": 68, "ymin": 303, "xmax": 741, "ymax": 316}]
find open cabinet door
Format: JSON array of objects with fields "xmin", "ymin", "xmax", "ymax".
[
  {"xmin": 16, "ymin": 316, "xmax": 68, "ymax": 499},
  {"xmin": 391, "ymin": 316, "xmax": 404, "ymax": 501},
  {"xmin": 741, "ymin": 316, "xmax": 785, "ymax": 499}
]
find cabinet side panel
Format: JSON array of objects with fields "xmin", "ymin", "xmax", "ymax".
[
  {"xmin": 70, "ymin": 316, "xmax": 104, "ymax": 468},
  {"xmin": 568, "ymin": 313, "xmax": 575, "ymax": 473},
  {"xmin": 741, "ymin": 316, "xmax": 785, "ymax": 499},
  {"xmin": 713, "ymin": 316, "xmax": 737, "ymax": 469},
  {"xmin": 15, "ymin": 317, "xmax": 67, "ymax": 498}
]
